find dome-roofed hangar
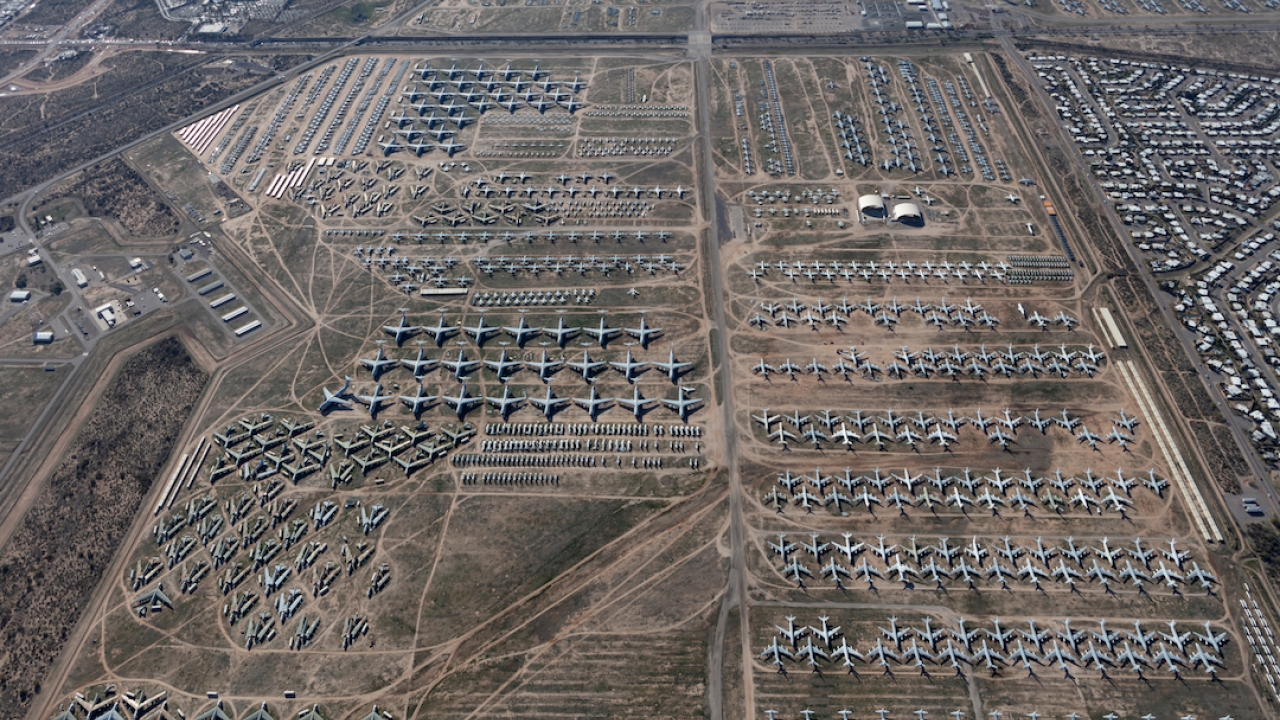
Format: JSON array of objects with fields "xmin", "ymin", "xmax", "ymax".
[
  {"xmin": 892, "ymin": 202, "xmax": 924, "ymax": 226},
  {"xmin": 857, "ymin": 194, "xmax": 886, "ymax": 219}
]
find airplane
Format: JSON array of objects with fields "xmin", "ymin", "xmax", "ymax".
[
  {"xmin": 567, "ymin": 350, "xmax": 606, "ymax": 382},
  {"xmin": 782, "ymin": 558, "xmax": 813, "ymax": 585},
  {"xmin": 652, "ymin": 347, "xmax": 693, "ymax": 384},
  {"xmin": 421, "ymin": 313, "xmax": 458, "ymax": 346},
  {"xmin": 528, "ymin": 385, "xmax": 570, "ymax": 421},
  {"xmin": 544, "ymin": 314, "xmax": 579, "ymax": 347},
  {"xmin": 1193, "ymin": 622, "xmax": 1228, "ymax": 652},
  {"xmin": 1059, "ymin": 538, "xmax": 1090, "ymax": 566},
  {"xmin": 625, "ymin": 314, "xmax": 662, "ymax": 348},
  {"xmin": 610, "ymin": 351, "xmax": 648, "ymax": 383},
  {"xmin": 442, "ymin": 349, "xmax": 480, "ymax": 381},
  {"xmin": 483, "ymin": 350, "xmax": 522, "ymax": 381},
  {"xmin": 662, "ymin": 386, "xmax": 702, "ymax": 422},
  {"xmin": 401, "ymin": 344, "xmax": 439, "ymax": 378},
  {"xmin": 572, "ymin": 385, "xmax": 613, "ymax": 421},
  {"xmin": 524, "ymin": 350, "xmax": 563, "ymax": 383},
  {"xmin": 768, "ymin": 533, "xmax": 796, "ymax": 560},
  {"xmin": 361, "ymin": 343, "xmax": 398, "ymax": 379},
  {"xmin": 1114, "ymin": 409, "xmax": 1140, "ymax": 432},
  {"xmin": 811, "ymin": 616, "xmax": 842, "ymax": 647},
  {"xmin": 318, "ymin": 376, "xmax": 354, "ymax": 413},
  {"xmin": 486, "ymin": 385, "xmax": 526, "ymax": 421},
  {"xmin": 441, "ymin": 383, "xmax": 483, "ymax": 420},
  {"xmin": 582, "ymin": 315, "xmax": 621, "ymax": 348},
  {"xmin": 759, "ymin": 637, "xmax": 794, "ymax": 668},
  {"xmin": 399, "ymin": 384, "xmax": 439, "ymax": 417},
  {"xmin": 1005, "ymin": 193, "xmax": 1021, "ymax": 203},
  {"xmin": 355, "ymin": 384, "xmax": 393, "ymax": 418},
  {"xmin": 753, "ymin": 359, "xmax": 776, "ymax": 378},
  {"xmin": 463, "ymin": 314, "xmax": 502, "ymax": 345},
  {"xmin": 383, "ymin": 310, "xmax": 420, "ymax": 345},
  {"xmin": 1185, "ymin": 562, "xmax": 1218, "ymax": 592},
  {"xmin": 502, "ymin": 315, "xmax": 542, "ymax": 346}
]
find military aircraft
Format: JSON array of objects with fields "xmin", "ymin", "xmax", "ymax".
[
  {"xmin": 399, "ymin": 384, "xmax": 439, "ymax": 417},
  {"xmin": 567, "ymin": 350, "xmax": 606, "ymax": 382},
  {"xmin": 525, "ymin": 350, "xmax": 563, "ymax": 383},
  {"xmin": 383, "ymin": 310, "xmax": 420, "ymax": 345},
  {"xmin": 503, "ymin": 314, "xmax": 542, "ymax": 346},
  {"xmin": 544, "ymin": 314, "xmax": 579, "ymax": 347},
  {"xmin": 573, "ymin": 386, "xmax": 613, "ymax": 421},
  {"xmin": 442, "ymin": 349, "xmax": 480, "ymax": 380},
  {"xmin": 583, "ymin": 314, "xmax": 621, "ymax": 348},
  {"xmin": 625, "ymin": 314, "xmax": 662, "ymax": 348},
  {"xmin": 441, "ymin": 383, "xmax": 483, "ymax": 419},
  {"xmin": 615, "ymin": 386, "xmax": 655, "ymax": 421},
  {"xmin": 421, "ymin": 312, "xmax": 458, "ymax": 346},
  {"xmin": 609, "ymin": 350, "xmax": 648, "ymax": 383},
  {"xmin": 463, "ymin": 314, "xmax": 502, "ymax": 345},
  {"xmin": 662, "ymin": 385, "xmax": 703, "ymax": 422},
  {"xmin": 486, "ymin": 385, "xmax": 526, "ymax": 420},
  {"xmin": 528, "ymin": 385, "xmax": 570, "ymax": 421},
  {"xmin": 652, "ymin": 346, "xmax": 693, "ymax": 384},
  {"xmin": 361, "ymin": 343, "xmax": 398, "ymax": 379},
  {"xmin": 318, "ymin": 376, "xmax": 353, "ymax": 412},
  {"xmin": 355, "ymin": 384, "xmax": 393, "ymax": 418}
]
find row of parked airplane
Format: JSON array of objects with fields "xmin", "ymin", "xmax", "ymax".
[
  {"xmin": 320, "ymin": 377, "xmax": 703, "ymax": 422},
  {"xmin": 767, "ymin": 532, "xmax": 1217, "ymax": 595},
  {"xmin": 760, "ymin": 615, "xmax": 1230, "ymax": 680},
  {"xmin": 380, "ymin": 310, "xmax": 664, "ymax": 350},
  {"xmin": 360, "ymin": 345, "xmax": 690, "ymax": 386},
  {"xmin": 761, "ymin": 465, "xmax": 1167, "ymax": 518},
  {"xmin": 754, "ymin": 407, "xmax": 1139, "ymax": 451},
  {"xmin": 753, "ymin": 343, "xmax": 1105, "ymax": 381},
  {"xmin": 749, "ymin": 258, "xmax": 1024, "ymax": 284},
  {"xmin": 749, "ymin": 296, "xmax": 1006, "ymax": 331}
]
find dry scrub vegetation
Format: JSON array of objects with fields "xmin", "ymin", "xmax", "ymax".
[
  {"xmin": 0, "ymin": 338, "xmax": 207, "ymax": 720},
  {"xmin": 44, "ymin": 158, "xmax": 180, "ymax": 237}
]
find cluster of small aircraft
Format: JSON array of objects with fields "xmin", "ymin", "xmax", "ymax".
[
  {"xmin": 754, "ymin": 343, "xmax": 1105, "ymax": 382},
  {"xmin": 761, "ymin": 465, "xmax": 1166, "ymax": 518},
  {"xmin": 767, "ymin": 531, "xmax": 1217, "ymax": 596},
  {"xmin": 754, "ymin": 407, "xmax": 1140, "ymax": 452},
  {"xmin": 760, "ymin": 613, "xmax": 1230, "ymax": 680}
]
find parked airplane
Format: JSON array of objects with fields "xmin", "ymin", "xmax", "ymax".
[
  {"xmin": 653, "ymin": 346, "xmax": 693, "ymax": 384},
  {"xmin": 361, "ymin": 343, "xmax": 397, "ymax": 379},
  {"xmin": 662, "ymin": 386, "xmax": 703, "ymax": 422},
  {"xmin": 355, "ymin": 384, "xmax": 393, "ymax": 418},
  {"xmin": 318, "ymin": 376, "xmax": 353, "ymax": 412}
]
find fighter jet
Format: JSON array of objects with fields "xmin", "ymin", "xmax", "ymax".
[{"xmin": 318, "ymin": 376, "xmax": 354, "ymax": 413}]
